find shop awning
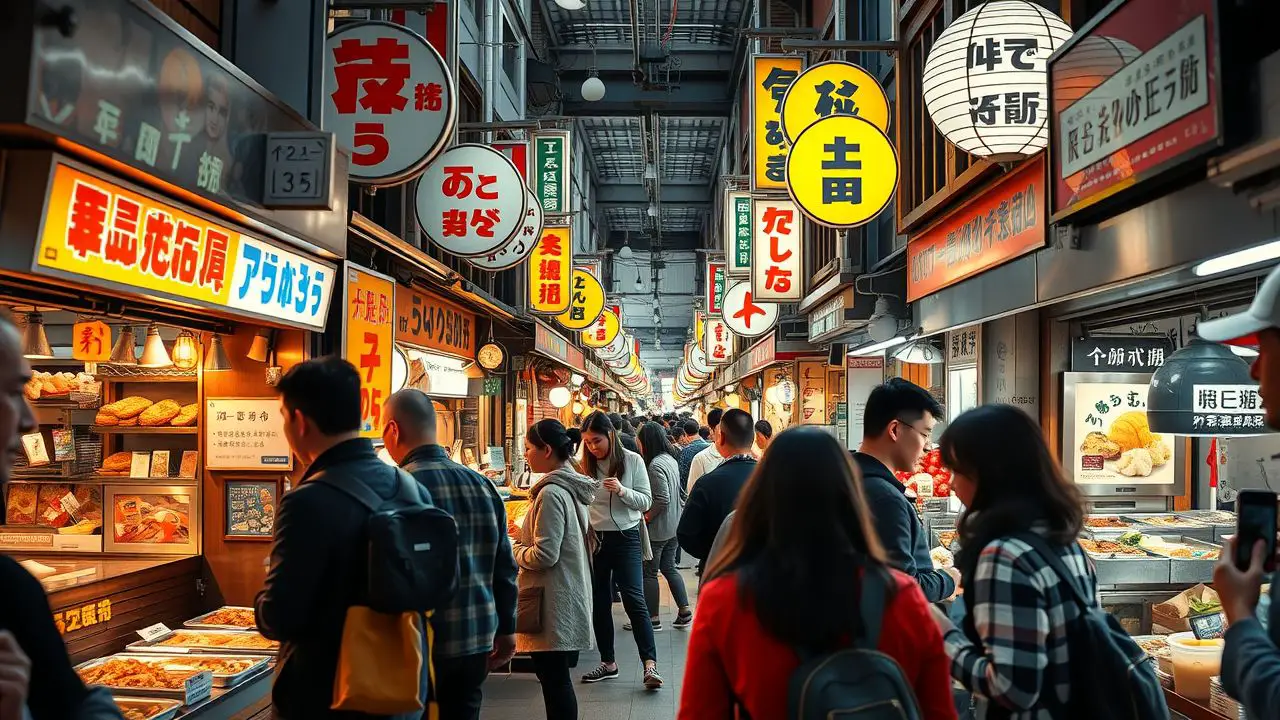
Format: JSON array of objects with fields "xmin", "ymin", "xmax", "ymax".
[{"xmin": 533, "ymin": 320, "xmax": 586, "ymax": 373}]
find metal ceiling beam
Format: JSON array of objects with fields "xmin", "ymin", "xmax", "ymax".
[
  {"xmin": 596, "ymin": 184, "xmax": 709, "ymax": 206},
  {"xmin": 555, "ymin": 49, "xmax": 735, "ymax": 74},
  {"xmin": 605, "ymin": 230, "xmax": 702, "ymax": 246}
]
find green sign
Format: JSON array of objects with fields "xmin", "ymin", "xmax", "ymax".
[
  {"xmin": 534, "ymin": 132, "xmax": 570, "ymax": 214},
  {"xmin": 725, "ymin": 192, "xmax": 753, "ymax": 277},
  {"xmin": 482, "ymin": 377, "xmax": 503, "ymax": 396}
]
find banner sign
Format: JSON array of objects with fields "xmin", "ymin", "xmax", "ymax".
[
  {"xmin": 344, "ymin": 265, "xmax": 395, "ymax": 438},
  {"xmin": 394, "ymin": 285, "xmax": 476, "ymax": 358},
  {"xmin": 527, "ymin": 226, "xmax": 573, "ymax": 314},
  {"xmin": 707, "ymin": 261, "xmax": 727, "ymax": 316},
  {"xmin": 751, "ymin": 198, "xmax": 803, "ymax": 302},
  {"xmin": 751, "ymin": 55, "xmax": 804, "ymax": 192},
  {"xmin": 703, "ymin": 317, "xmax": 733, "ymax": 365},
  {"xmin": 556, "ymin": 268, "xmax": 606, "ymax": 331},
  {"xmin": 533, "ymin": 131, "xmax": 571, "ymax": 214},
  {"xmin": 415, "ymin": 144, "xmax": 527, "ymax": 257},
  {"xmin": 724, "ymin": 191, "xmax": 753, "ymax": 277}
]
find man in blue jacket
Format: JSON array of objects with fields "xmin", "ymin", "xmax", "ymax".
[
  {"xmin": 852, "ymin": 378, "xmax": 959, "ymax": 604},
  {"xmin": 1200, "ymin": 274, "xmax": 1280, "ymax": 716}
]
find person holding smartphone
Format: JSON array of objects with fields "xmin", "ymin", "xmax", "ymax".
[{"xmin": 1200, "ymin": 271, "xmax": 1280, "ymax": 716}]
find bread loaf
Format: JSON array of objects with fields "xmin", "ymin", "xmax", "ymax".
[
  {"xmin": 140, "ymin": 400, "xmax": 181, "ymax": 426},
  {"xmin": 102, "ymin": 396, "xmax": 152, "ymax": 420},
  {"xmin": 117, "ymin": 417, "xmax": 138, "ymax": 427},
  {"xmin": 170, "ymin": 403, "xmax": 198, "ymax": 427},
  {"xmin": 101, "ymin": 452, "xmax": 133, "ymax": 472},
  {"xmin": 94, "ymin": 411, "xmax": 119, "ymax": 426}
]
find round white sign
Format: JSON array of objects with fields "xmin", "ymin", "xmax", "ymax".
[
  {"xmin": 415, "ymin": 144, "xmax": 528, "ymax": 258},
  {"xmin": 323, "ymin": 22, "xmax": 456, "ymax": 185},
  {"xmin": 596, "ymin": 331, "xmax": 629, "ymax": 363},
  {"xmin": 604, "ymin": 353, "xmax": 631, "ymax": 370},
  {"xmin": 922, "ymin": 0, "xmax": 1072, "ymax": 161},
  {"xmin": 722, "ymin": 280, "xmax": 780, "ymax": 338},
  {"xmin": 466, "ymin": 188, "xmax": 543, "ymax": 270},
  {"xmin": 689, "ymin": 344, "xmax": 711, "ymax": 376}
]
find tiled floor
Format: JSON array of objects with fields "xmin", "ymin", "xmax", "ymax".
[{"xmin": 481, "ymin": 569, "xmax": 698, "ymax": 720}]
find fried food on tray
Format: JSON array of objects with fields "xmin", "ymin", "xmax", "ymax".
[
  {"xmin": 1085, "ymin": 516, "xmax": 1128, "ymax": 528},
  {"xmin": 938, "ymin": 531, "xmax": 957, "ymax": 549},
  {"xmin": 117, "ymin": 701, "xmax": 178, "ymax": 720},
  {"xmin": 196, "ymin": 608, "xmax": 256, "ymax": 628},
  {"xmin": 140, "ymin": 400, "xmax": 181, "ymax": 426},
  {"xmin": 1079, "ymin": 539, "xmax": 1146, "ymax": 556},
  {"xmin": 155, "ymin": 630, "xmax": 277, "ymax": 650},
  {"xmin": 79, "ymin": 658, "xmax": 198, "ymax": 689},
  {"xmin": 170, "ymin": 403, "xmax": 198, "ymax": 427},
  {"xmin": 1134, "ymin": 636, "xmax": 1170, "ymax": 659},
  {"xmin": 100, "ymin": 396, "xmax": 153, "ymax": 420}
]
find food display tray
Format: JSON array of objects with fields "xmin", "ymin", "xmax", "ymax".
[
  {"xmin": 1121, "ymin": 515, "xmax": 1216, "ymax": 542},
  {"xmin": 111, "ymin": 696, "xmax": 183, "ymax": 720},
  {"xmin": 183, "ymin": 606, "xmax": 256, "ymax": 631},
  {"xmin": 126, "ymin": 629, "xmax": 278, "ymax": 656},
  {"xmin": 102, "ymin": 653, "xmax": 271, "ymax": 688},
  {"xmin": 1089, "ymin": 553, "xmax": 1171, "ymax": 586},
  {"xmin": 1142, "ymin": 535, "xmax": 1221, "ymax": 584},
  {"xmin": 77, "ymin": 656, "xmax": 199, "ymax": 700}
]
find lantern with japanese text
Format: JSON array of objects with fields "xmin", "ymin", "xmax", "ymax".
[
  {"xmin": 324, "ymin": 21, "xmax": 456, "ymax": 185},
  {"xmin": 722, "ymin": 280, "xmax": 779, "ymax": 338},
  {"xmin": 527, "ymin": 226, "xmax": 573, "ymax": 314},
  {"xmin": 582, "ymin": 308, "xmax": 620, "ymax": 349},
  {"xmin": 750, "ymin": 198, "xmax": 804, "ymax": 301},
  {"xmin": 786, "ymin": 115, "xmax": 899, "ymax": 229},
  {"xmin": 416, "ymin": 144, "xmax": 527, "ymax": 257},
  {"xmin": 751, "ymin": 55, "xmax": 804, "ymax": 192},
  {"xmin": 556, "ymin": 268, "xmax": 606, "ymax": 331},
  {"xmin": 922, "ymin": 1, "xmax": 1072, "ymax": 161},
  {"xmin": 466, "ymin": 188, "xmax": 543, "ymax": 270},
  {"xmin": 688, "ymin": 343, "xmax": 712, "ymax": 376}
]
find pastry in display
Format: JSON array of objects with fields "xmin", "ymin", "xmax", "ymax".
[
  {"xmin": 4, "ymin": 484, "xmax": 37, "ymax": 525},
  {"xmin": 36, "ymin": 484, "xmax": 72, "ymax": 528},
  {"xmin": 1108, "ymin": 411, "xmax": 1157, "ymax": 453},
  {"xmin": 79, "ymin": 658, "xmax": 200, "ymax": 689},
  {"xmin": 113, "ymin": 495, "xmax": 191, "ymax": 544},
  {"xmin": 937, "ymin": 531, "xmax": 957, "ymax": 549},
  {"xmin": 1115, "ymin": 448, "xmax": 1155, "ymax": 477},
  {"xmin": 1079, "ymin": 431, "xmax": 1122, "ymax": 460},
  {"xmin": 94, "ymin": 411, "xmax": 120, "ymax": 426},
  {"xmin": 100, "ymin": 396, "xmax": 153, "ymax": 420},
  {"xmin": 24, "ymin": 372, "xmax": 93, "ymax": 401},
  {"xmin": 155, "ymin": 630, "xmax": 278, "ymax": 651},
  {"xmin": 118, "ymin": 417, "xmax": 139, "ymax": 427},
  {"xmin": 102, "ymin": 452, "xmax": 133, "ymax": 473},
  {"xmin": 170, "ymin": 404, "xmax": 198, "ymax": 427},
  {"xmin": 139, "ymin": 400, "xmax": 181, "ymax": 427},
  {"xmin": 193, "ymin": 607, "xmax": 256, "ymax": 628}
]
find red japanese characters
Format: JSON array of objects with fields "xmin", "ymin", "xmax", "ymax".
[
  {"xmin": 722, "ymin": 280, "xmax": 779, "ymax": 338},
  {"xmin": 416, "ymin": 144, "xmax": 527, "ymax": 258}
]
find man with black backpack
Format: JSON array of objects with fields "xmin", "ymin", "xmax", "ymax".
[{"xmin": 257, "ymin": 357, "xmax": 444, "ymax": 719}]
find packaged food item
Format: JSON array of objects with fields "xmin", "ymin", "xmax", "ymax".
[{"xmin": 4, "ymin": 484, "xmax": 37, "ymax": 525}]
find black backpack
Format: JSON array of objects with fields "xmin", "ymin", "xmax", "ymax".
[
  {"xmin": 315, "ymin": 466, "xmax": 460, "ymax": 615},
  {"xmin": 1015, "ymin": 533, "xmax": 1170, "ymax": 720},
  {"xmin": 787, "ymin": 570, "xmax": 923, "ymax": 720}
]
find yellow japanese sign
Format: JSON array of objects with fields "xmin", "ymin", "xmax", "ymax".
[
  {"xmin": 344, "ymin": 264, "xmax": 395, "ymax": 439},
  {"xmin": 781, "ymin": 61, "xmax": 890, "ymax": 142},
  {"xmin": 555, "ymin": 268, "xmax": 605, "ymax": 331},
  {"xmin": 71, "ymin": 321, "xmax": 111, "ymax": 362},
  {"xmin": 582, "ymin": 308, "xmax": 620, "ymax": 349},
  {"xmin": 528, "ymin": 226, "xmax": 572, "ymax": 315},
  {"xmin": 786, "ymin": 115, "xmax": 899, "ymax": 229},
  {"xmin": 752, "ymin": 55, "xmax": 804, "ymax": 191}
]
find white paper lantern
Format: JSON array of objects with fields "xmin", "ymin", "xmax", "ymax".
[
  {"xmin": 548, "ymin": 386, "xmax": 572, "ymax": 408},
  {"xmin": 922, "ymin": 0, "xmax": 1072, "ymax": 161}
]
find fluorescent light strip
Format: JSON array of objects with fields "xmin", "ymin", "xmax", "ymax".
[
  {"xmin": 1192, "ymin": 238, "xmax": 1280, "ymax": 277},
  {"xmin": 850, "ymin": 336, "xmax": 908, "ymax": 356}
]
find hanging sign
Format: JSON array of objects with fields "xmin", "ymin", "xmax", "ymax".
[
  {"xmin": 724, "ymin": 191, "xmax": 753, "ymax": 278},
  {"xmin": 751, "ymin": 55, "xmax": 804, "ymax": 191},
  {"xmin": 533, "ymin": 131, "xmax": 571, "ymax": 214},
  {"xmin": 707, "ymin": 260, "xmax": 727, "ymax": 316},
  {"xmin": 72, "ymin": 321, "xmax": 111, "ymax": 362},
  {"xmin": 780, "ymin": 61, "xmax": 891, "ymax": 141},
  {"xmin": 703, "ymin": 317, "xmax": 733, "ymax": 366},
  {"xmin": 786, "ymin": 115, "xmax": 898, "ymax": 229},
  {"xmin": 344, "ymin": 265, "xmax": 395, "ymax": 438},
  {"xmin": 1071, "ymin": 335, "xmax": 1173, "ymax": 373},
  {"xmin": 466, "ymin": 188, "xmax": 543, "ymax": 271},
  {"xmin": 695, "ymin": 311, "xmax": 706, "ymax": 344},
  {"xmin": 596, "ymin": 330, "xmax": 629, "ymax": 362},
  {"xmin": 751, "ymin": 198, "xmax": 803, "ymax": 301},
  {"xmin": 723, "ymin": 280, "xmax": 779, "ymax": 338},
  {"xmin": 798, "ymin": 359, "xmax": 828, "ymax": 424},
  {"xmin": 493, "ymin": 142, "xmax": 530, "ymax": 185},
  {"xmin": 324, "ymin": 21, "xmax": 456, "ymax": 185},
  {"xmin": 394, "ymin": 285, "xmax": 476, "ymax": 357},
  {"xmin": 922, "ymin": 1, "xmax": 1072, "ymax": 161},
  {"xmin": 556, "ymin": 268, "xmax": 606, "ymax": 331},
  {"xmin": 689, "ymin": 344, "xmax": 712, "ymax": 376},
  {"xmin": 906, "ymin": 156, "xmax": 1046, "ymax": 301},
  {"xmin": 415, "ymin": 144, "xmax": 527, "ymax": 257},
  {"xmin": 1050, "ymin": 0, "xmax": 1220, "ymax": 222},
  {"xmin": 527, "ymin": 226, "xmax": 573, "ymax": 314},
  {"xmin": 582, "ymin": 308, "xmax": 620, "ymax": 349},
  {"xmin": 1070, "ymin": 378, "xmax": 1177, "ymax": 486}
]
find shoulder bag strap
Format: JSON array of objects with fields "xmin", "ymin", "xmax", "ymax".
[
  {"xmin": 856, "ymin": 567, "xmax": 888, "ymax": 650},
  {"xmin": 311, "ymin": 465, "xmax": 414, "ymax": 511},
  {"xmin": 1015, "ymin": 532, "xmax": 1092, "ymax": 610}
]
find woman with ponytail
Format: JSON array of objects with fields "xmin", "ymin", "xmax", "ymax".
[{"xmin": 514, "ymin": 419, "xmax": 601, "ymax": 719}]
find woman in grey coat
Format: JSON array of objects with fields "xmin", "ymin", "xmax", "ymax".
[
  {"xmin": 636, "ymin": 422, "xmax": 692, "ymax": 630},
  {"xmin": 515, "ymin": 420, "xmax": 601, "ymax": 720}
]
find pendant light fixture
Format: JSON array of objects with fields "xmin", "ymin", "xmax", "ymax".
[
  {"xmin": 108, "ymin": 326, "xmax": 137, "ymax": 365},
  {"xmin": 170, "ymin": 329, "xmax": 199, "ymax": 370},
  {"xmin": 20, "ymin": 312, "xmax": 53, "ymax": 359},
  {"xmin": 634, "ymin": 270, "xmax": 643, "ymax": 291},
  {"xmin": 247, "ymin": 329, "xmax": 273, "ymax": 363},
  {"xmin": 138, "ymin": 323, "xmax": 173, "ymax": 368},
  {"xmin": 203, "ymin": 333, "xmax": 232, "ymax": 371}
]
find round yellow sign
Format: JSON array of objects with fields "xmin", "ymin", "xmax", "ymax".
[
  {"xmin": 581, "ymin": 308, "xmax": 620, "ymax": 348},
  {"xmin": 785, "ymin": 114, "xmax": 899, "ymax": 229},
  {"xmin": 555, "ymin": 269, "xmax": 605, "ymax": 330},
  {"xmin": 695, "ymin": 313, "xmax": 706, "ymax": 344},
  {"xmin": 781, "ymin": 61, "xmax": 890, "ymax": 142}
]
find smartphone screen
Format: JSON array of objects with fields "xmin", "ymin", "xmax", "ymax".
[{"xmin": 1235, "ymin": 490, "xmax": 1278, "ymax": 572}]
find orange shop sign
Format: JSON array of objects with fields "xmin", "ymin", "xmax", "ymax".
[
  {"xmin": 345, "ymin": 264, "xmax": 395, "ymax": 439},
  {"xmin": 528, "ymin": 226, "xmax": 572, "ymax": 315},
  {"xmin": 906, "ymin": 156, "xmax": 1046, "ymax": 302},
  {"xmin": 395, "ymin": 285, "xmax": 476, "ymax": 358}
]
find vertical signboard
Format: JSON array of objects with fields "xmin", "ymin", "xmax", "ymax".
[
  {"xmin": 846, "ymin": 356, "xmax": 885, "ymax": 450},
  {"xmin": 533, "ymin": 131, "xmax": 571, "ymax": 214},
  {"xmin": 707, "ymin": 261, "xmax": 727, "ymax": 317},
  {"xmin": 751, "ymin": 55, "xmax": 804, "ymax": 192},
  {"xmin": 724, "ymin": 191, "xmax": 754, "ymax": 278},
  {"xmin": 751, "ymin": 198, "xmax": 803, "ymax": 302},
  {"xmin": 703, "ymin": 317, "xmax": 733, "ymax": 366},
  {"xmin": 493, "ymin": 142, "xmax": 530, "ymax": 185},
  {"xmin": 528, "ymin": 226, "xmax": 573, "ymax": 314},
  {"xmin": 344, "ymin": 265, "xmax": 395, "ymax": 438},
  {"xmin": 798, "ymin": 359, "xmax": 828, "ymax": 424}
]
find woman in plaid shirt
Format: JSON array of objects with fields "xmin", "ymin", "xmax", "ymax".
[{"xmin": 932, "ymin": 405, "xmax": 1095, "ymax": 720}]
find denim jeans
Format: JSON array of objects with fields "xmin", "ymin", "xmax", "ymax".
[
  {"xmin": 530, "ymin": 651, "xmax": 578, "ymax": 720},
  {"xmin": 644, "ymin": 537, "xmax": 689, "ymax": 617},
  {"xmin": 592, "ymin": 526, "xmax": 657, "ymax": 663}
]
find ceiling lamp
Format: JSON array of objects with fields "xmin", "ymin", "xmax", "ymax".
[
  {"xmin": 572, "ymin": 401, "xmax": 585, "ymax": 415},
  {"xmin": 170, "ymin": 330, "xmax": 199, "ymax": 370},
  {"xmin": 548, "ymin": 386, "xmax": 572, "ymax": 408},
  {"xmin": 20, "ymin": 312, "xmax": 53, "ymax": 359},
  {"xmin": 138, "ymin": 323, "xmax": 173, "ymax": 368},
  {"xmin": 634, "ymin": 271, "xmax": 643, "ymax": 291},
  {"xmin": 554, "ymin": 0, "xmax": 586, "ymax": 8},
  {"xmin": 1148, "ymin": 339, "xmax": 1265, "ymax": 436},
  {"xmin": 581, "ymin": 71, "xmax": 606, "ymax": 102},
  {"xmin": 618, "ymin": 242, "xmax": 634, "ymax": 260},
  {"xmin": 203, "ymin": 334, "xmax": 232, "ymax": 371},
  {"xmin": 867, "ymin": 297, "xmax": 898, "ymax": 342},
  {"xmin": 247, "ymin": 329, "xmax": 272, "ymax": 362},
  {"xmin": 109, "ymin": 326, "xmax": 137, "ymax": 365},
  {"xmin": 893, "ymin": 339, "xmax": 945, "ymax": 365}
]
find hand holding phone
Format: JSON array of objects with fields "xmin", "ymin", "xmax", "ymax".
[
  {"xmin": 1235, "ymin": 490, "xmax": 1278, "ymax": 572},
  {"xmin": 603, "ymin": 477, "xmax": 622, "ymax": 494}
]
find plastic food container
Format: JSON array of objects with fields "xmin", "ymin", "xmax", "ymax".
[{"xmin": 1168, "ymin": 632, "xmax": 1223, "ymax": 700}]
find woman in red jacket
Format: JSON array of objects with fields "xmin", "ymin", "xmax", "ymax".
[{"xmin": 679, "ymin": 427, "xmax": 958, "ymax": 720}]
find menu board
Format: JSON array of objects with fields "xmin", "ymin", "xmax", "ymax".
[
  {"xmin": 225, "ymin": 480, "xmax": 277, "ymax": 539},
  {"xmin": 205, "ymin": 398, "xmax": 294, "ymax": 471},
  {"xmin": 1069, "ymin": 379, "xmax": 1176, "ymax": 486}
]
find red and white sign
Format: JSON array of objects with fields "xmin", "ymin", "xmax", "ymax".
[
  {"xmin": 493, "ymin": 142, "xmax": 530, "ymax": 185},
  {"xmin": 722, "ymin": 280, "xmax": 779, "ymax": 338},
  {"xmin": 703, "ymin": 318, "xmax": 733, "ymax": 365},
  {"xmin": 466, "ymin": 188, "xmax": 542, "ymax": 270},
  {"xmin": 415, "ymin": 144, "xmax": 527, "ymax": 257},
  {"xmin": 751, "ymin": 198, "xmax": 803, "ymax": 301},
  {"xmin": 324, "ymin": 22, "xmax": 456, "ymax": 185},
  {"xmin": 689, "ymin": 344, "xmax": 711, "ymax": 376},
  {"xmin": 595, "ymin": 331, "xmax": 629, "ymax": 363},
  {"xmin": 707, "ymin": 260, "xmax": 726, "ymax": 316}
]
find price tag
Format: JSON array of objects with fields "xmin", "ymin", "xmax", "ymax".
[
  {"xmin": 1190, "ymin": 611, "xmax": 1227, "ymax": 640},
  {"xmin": 183, "ymin": 670, "xmax": 214, "ymax": 705},
  {"xmin": 136, "ymin": 622, "xmax": 172, "ymax": 643}
]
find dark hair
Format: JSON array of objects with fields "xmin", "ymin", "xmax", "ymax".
[
  {"xmin": 755, "ymin": 420, "xmax": 773, "ymax": 439},
  {"xmin": 386, "ymin": 389, "xmax": 437, "ymax": 438},
  {"xmin": 581, "ymin": 411, "xmax": 624, "ymax": 478},
  {"xmin": 718, "ymin": 409, "xmax": 754, "ymax": 449},
  {"xmin": 637, "ymin": 422, "xmax": 677, "ymax": 467},
  {"xmin": 671, "ymin": 427, "xmax": 687, "ymax": 443},
  {"xmin": 939, "ymin": 405, "xmax": 1085, "ymax": 585},
  {"xmin": 708, "ymin": 427, "xmax": 891, "ymax": 651},
  {"xmin": 707, "ymin": 408, "xmax": 724, "ymax": 428},
  {"xmin": 527, "ymin": 419, "xmax": 582, "ymax": 464},
  {"xmin": 698, "ymin": 426, "xmax": 711, "ymax": 440},
  {"xmin": 863, "ymin": 377, "xmax": 944, "ymax": 438},
  {"xmin": 277, "ymin": 356, "xmax": 362, "ymax": 435},
  {"xmin": 681, "ymin": 418, "xmax": 700, "ymax": 435}
]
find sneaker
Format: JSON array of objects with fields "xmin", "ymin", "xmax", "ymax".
[
  {"xmin": 643, "ymin": 665, "xmax": 664, "ymax": 690},
  {"xmin": 673, "ymin": 611, "xmax": 693, "ymax": 628},
  {"xmin": 651, "ymin": 619, "xmax": 663, "ymax": 632},
  {"xmin": 581, "ymin": 663, "xmax": 619, "ymax": 684}
]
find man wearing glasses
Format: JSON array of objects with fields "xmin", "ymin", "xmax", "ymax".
[{"xmin": 852, "ymin": 378, "xmax": 960, "ymax": 603}]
